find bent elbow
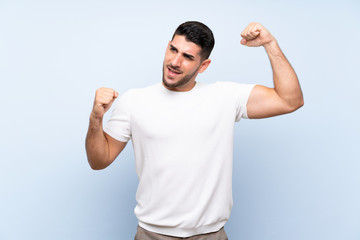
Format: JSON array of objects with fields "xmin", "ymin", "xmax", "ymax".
[
  {"xmin": 89, "ymin": 164, "xmax": 106, "ymax": 171},
  {"xmin": 295, "ymin": 98, "xmax": 304, "ymax": 110},
  {"xmin": 299, "ymin": 98, "xmax": 304, "ymax": 108},
  {"xmin": 289, "ymin": 97, "xmax": 304, "ymax": 113},
  {"xmin": 88, "ymin": 159, "xmax": 109, "ymax": 170},
  {"xmin": 297, "ymin": 96, "xmax": 304, "ymax": 109}
]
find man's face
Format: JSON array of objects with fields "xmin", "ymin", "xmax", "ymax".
[{"xmin": 162, "ymin": 35, "xmax": 209, "ymax": 92}]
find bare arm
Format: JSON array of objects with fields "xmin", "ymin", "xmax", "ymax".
[
  {"xmin": 85, "ymin": 88, "xmax": 127, "ymax": 170},
  {"xmin": 240, "ymin": 23, "xmax": 304, "ymax": 119}
]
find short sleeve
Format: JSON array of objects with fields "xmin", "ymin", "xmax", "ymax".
[
  {"xmin": 233, "ymin": 83, "xmax": 255, "ymax": 121},
  {"xmin": 103, "ymin": 91, "xmax": 132, "ymax": 142},
  {"xmin": 218, "ymin": 82, "xmax": 255, "ymax": 122}
]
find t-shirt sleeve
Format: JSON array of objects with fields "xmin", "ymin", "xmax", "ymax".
[
  {"xmin": 103, "ymin": 91, "xmax": 132, "ymax": 142},
  {"xmin": 220, "ymin": 81, "xmax": 255, "ymax": 121},
  {"xmin": 234, "ymin": 83, "xmax": 255, "ymax": 121}
]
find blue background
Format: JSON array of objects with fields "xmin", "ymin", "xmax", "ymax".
[{"xmin": 1, "ymin": 0, "xmax": 359, "ymax": 239}]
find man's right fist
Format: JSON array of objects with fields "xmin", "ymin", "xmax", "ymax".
[{"xmin": 91, "ymin": 87, "xmax": 119, "ymax": 118}]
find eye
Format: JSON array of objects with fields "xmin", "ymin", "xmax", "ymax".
[
  {"xmin": 170, "ymin": 46, "xmax": 177, "ymax": 52},
  {"xmin": 184, "ymin": 54, "xmax": 194, "ymax": 60}
]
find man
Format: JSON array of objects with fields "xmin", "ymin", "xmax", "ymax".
[{"xmin": 86, "ymin": 21, "xmax": 303, "ymax": 239}]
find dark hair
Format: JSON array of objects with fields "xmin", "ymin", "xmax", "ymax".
[{"xmin": 172, "ymin": 21, "xmax": 215, "ymax": 60}]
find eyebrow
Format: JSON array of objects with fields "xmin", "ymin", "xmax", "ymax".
[{"xmin": 170, "ymin": 44, "xmax": 195, "ymax": 60}]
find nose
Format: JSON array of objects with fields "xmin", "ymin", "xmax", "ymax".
[{"xmin": 171, "ymin": 54, "xmax": 182, "ymax": 68}]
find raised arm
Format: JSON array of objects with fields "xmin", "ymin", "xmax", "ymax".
[
  {"xmin": 240, "ymin": 22, "xmax": 304, "ymax": 119},
  {"xmin": 85, "ymin": 88, "xmax": 127, "ymax": 170}
]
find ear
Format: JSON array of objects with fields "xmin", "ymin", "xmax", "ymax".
[{"xmin": 198, "ymin": 59, "xmax": 211, "ymax": 73}]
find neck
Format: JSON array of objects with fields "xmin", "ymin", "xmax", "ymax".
[{"xmin": 162, "ymin": 80, "xmax": 197, "ymax": 92}]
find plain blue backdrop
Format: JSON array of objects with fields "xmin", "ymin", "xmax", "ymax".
[{"xmin": 1, "ymin": 0, "xmax": 359, "ymax": 239}]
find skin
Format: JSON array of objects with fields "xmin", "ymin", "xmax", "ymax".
[
  {"xmin": 162, "ymin": 35, "xmax": 211, "ymax": 92},
  {"xmin": 241, "ymin": 23, "xmax": 304, "ymax": 118},
  {"xmin": 85, "ymin": 22, "xmax": 304, "ymax": 170},
  {"xmin": 86, "ymin": 87, "xmax": 126, "ymax": 170}
]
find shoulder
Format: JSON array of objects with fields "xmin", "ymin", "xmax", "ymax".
[
  {"xmin": 209, "ymin": 81, "xmax": 256, "ymax": 96},
  {"xmin": 119, "ymin": 83, "xmax": 160, "ymax": 98},
  {"xmin": 214, "ymin": 81, "xmax": 254, "ymax": 89},
  {"xmin": 114, "ymin": 83, "xmax": 162, "ymax": 108}
]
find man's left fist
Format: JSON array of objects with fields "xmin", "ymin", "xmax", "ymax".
[{"xmin": 240, "ymin": 22, "xmax": 275, "ymax": 47}]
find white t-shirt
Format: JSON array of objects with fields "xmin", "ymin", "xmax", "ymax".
[{"xmin": 104, "ymin": 81, "xmax": 255, "ymax": 237}]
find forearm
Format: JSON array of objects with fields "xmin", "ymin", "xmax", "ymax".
[
  {"xmin": 264, "ymin": 40, "xmax": 304, "ymax": 109},
  {"xmin": 85, "ymin": 114, "xmax": 110, "ymax": 170}
]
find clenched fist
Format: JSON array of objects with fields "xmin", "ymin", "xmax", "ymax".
[
  {"xmin": 91, "ymin": 87, "xmax": 118, "ymax": 119},
  {"xmin": 240, "ymin": 22, "xmax": 275, "ymax": 47}
]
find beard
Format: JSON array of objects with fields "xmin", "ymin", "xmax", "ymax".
[{"xmin": 162, "ymin": 63, "xmax": 200, "ymax": 89}]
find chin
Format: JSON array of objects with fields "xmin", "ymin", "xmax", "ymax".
[{"xmin": 163, "ymin": 77, "xmax": 177, "ymax": 88}]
